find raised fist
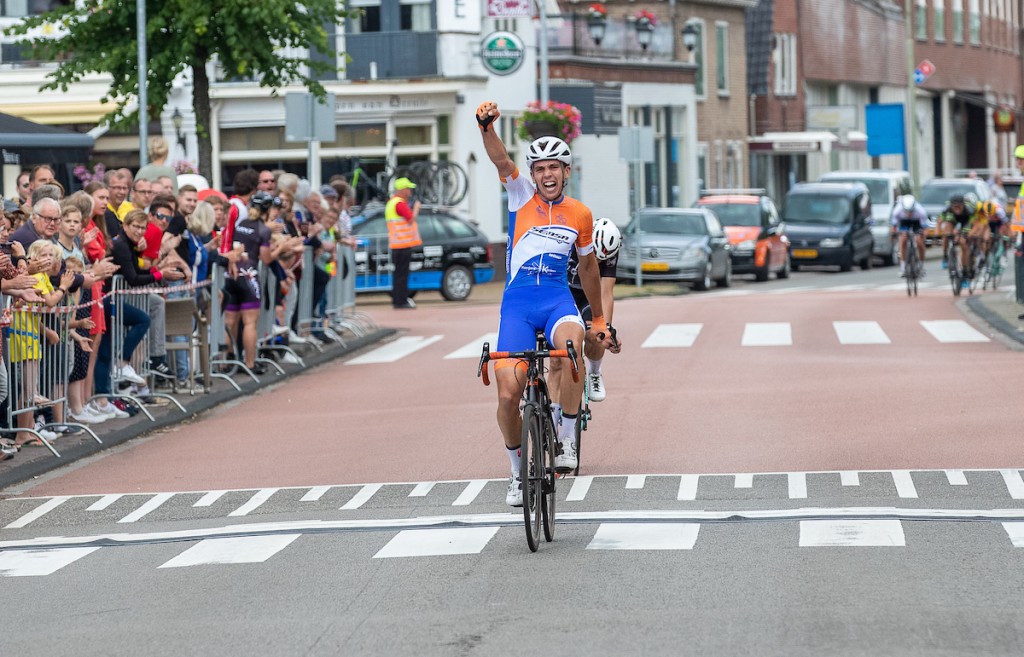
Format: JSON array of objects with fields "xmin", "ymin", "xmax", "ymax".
[{"xmin": 476, "ymin": 101, "xmax": 499, "ymax": 131}]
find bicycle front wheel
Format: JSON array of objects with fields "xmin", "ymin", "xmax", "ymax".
[
  {"xmin": 541, "ymin": 413, "xmax": 557, "ymax": 543},
  {"xmin": 520, "ymin": 402, "xmax": 544, "ymax": 552}
]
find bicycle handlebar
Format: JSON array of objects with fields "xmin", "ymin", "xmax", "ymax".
[{"xmin": 477, "ymin": 341, "xmax": 579, "ymax": 386}]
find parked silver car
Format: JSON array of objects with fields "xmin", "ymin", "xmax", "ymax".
[{"xmin": 618, "ymin": 207, "xmax": 732, "ymax": 290}]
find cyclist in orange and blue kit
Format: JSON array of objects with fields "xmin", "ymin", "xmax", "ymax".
[{"xmin": 476, "ymin": 100, "xmax": 614, "ymax": 507}]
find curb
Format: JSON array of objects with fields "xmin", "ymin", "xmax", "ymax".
[
  {"xmin": 0, "ymin": 328, "xmax": 396, "ymax": 491},
  {"xmin": 965, "ymin": 296, "xmax": 1024, "ymax": 346}
]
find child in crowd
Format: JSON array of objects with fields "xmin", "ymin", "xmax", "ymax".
[{"xmin": 62, "ymin": 256, "xmax": 100, "ymax": 425}]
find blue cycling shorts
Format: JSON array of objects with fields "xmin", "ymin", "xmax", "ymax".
[{"xmin": 496, "ymin": 286, "xmax": 584, "ymax": 352}]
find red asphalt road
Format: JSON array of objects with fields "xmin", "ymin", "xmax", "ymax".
[{"xmin": 19, "ymin": 288, "xmax": 1023, "ymax": 496}]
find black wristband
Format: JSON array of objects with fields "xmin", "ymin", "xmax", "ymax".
[{"xmin": 477, "ymin": 113, "xmax": 496, "ymax": 132}]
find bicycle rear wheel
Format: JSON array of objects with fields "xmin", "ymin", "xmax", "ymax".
[
  {"xmin": 948, "ymin": 245, "xmax": 962, "ymax": 296},
  {"xmin": 520, "ymin": 402, "xmax": 543, "ymax": 552},
  {"xmin": 541, "ymin": 413, "xmax": 557, "ymax": 542}
]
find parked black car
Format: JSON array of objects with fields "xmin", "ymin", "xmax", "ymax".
[
  {"xmin": 351, "ymin": 206, "xmax": 494, "ymax": 301},
  {"xmin": 618, "ymin": 207, "xmax": 732, "ymax": 290},
  {"xmin": 783, "ymin": 182, "xmax": 875, "ymax": 272}
]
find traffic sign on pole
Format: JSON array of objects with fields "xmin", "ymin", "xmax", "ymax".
[{"xmin": 913, "ymin": 59, "xmax": 936, "ymax": 85}]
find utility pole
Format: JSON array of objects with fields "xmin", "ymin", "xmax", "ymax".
[
  {"xmin": 904, "ymin": 0, "xmax": 919, "ymax": 187},
  {"xmin": 537, "ymin": 0, "xmax": 549, "ymax": 104}
]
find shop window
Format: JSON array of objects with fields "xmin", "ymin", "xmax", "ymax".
[
  {"xmin": 396, "ymin": 124, "xmax": 431, "ymax": 146},
  {"xmin": 324, "ymin": 123, "xmax": 387, "ymax": 148},
  {"xmin": 221, "ymin": 127, "xmax": 286, "ymax": 151}
]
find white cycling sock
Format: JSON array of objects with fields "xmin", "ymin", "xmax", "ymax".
[
  {"xmin": 507, "ymin": 446, "xmax": 521, "ymax": 474},
  {"xmin": 550, "ymin": 403, "xmax": 561, "ymax": 431},
  {"xmin": 588, "ymin": 358, "xmax": 603, "ymax": 375},
  {"xmin": 559, "ymin": 412, "xmax": 577, "ymax": 442}
]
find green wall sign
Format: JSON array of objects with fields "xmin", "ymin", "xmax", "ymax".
[{"xmin": 480, "ymin": 31, "xmax": 525, "ymax": 76}]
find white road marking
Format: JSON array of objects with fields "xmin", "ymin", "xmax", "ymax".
[
  {"xmin": 300, "ymin": 486, "xmax": 331, "ymax": 502},
  {"xmin": 159, "ymin": 535, "xmax": 301, "ymax": 568},
  {"xmin": 765, "ymin": 286, "xmax": 816, "ymax": 295},
  {"xmin": 833, "ymin": 321, "xmax": 891, "ymax": 345},
  {"xmin": 87, "ymin": 495, "xmax": 123, "ymax": 511},
  {"xmin": 118, "ymin": 493, "xmax": 174, "ymax": 523},
  {"xmin": 341, "ymin": 484, "xmax": 382, "ymax": 510},
  {"xmin": 587, "ymin": 523, "xmax": 701, "ymax": 550},
  {"xmin": 840, "ymin": 471, "xmax": 860, "ymax": 486},
  {"xmin": 1002, "ymin": 523, "xmax": 1024, "ymax": 547},
  {"xmin": 892, "ymin": 471, "xmax": 918, "ymax": 499},
  {"xmin": 799, "ymin": 520, "xmax": 906, "ymax": 547},
  {"xmin": 788, "ymin": 472, "xmax": 807, "ymax": 499},
  {"xmin": 444, "ymin": 333, "xmax": 499, "ymax": 359},
  {"xmin": 452, "ymin": 480, "xmax": 488, "ymax": 506},
  {"xmin": 741, "ymin": 322, "xmax": 792, "ymax": 346},
  {"xmin": 1001, "ymin": 470, "xmax": 1024, "ymax": 499},
  {"xmin": 5, "ymin": 497, "xmax": 69, "ymax": 529},
  {"xmin": 373, "ymin": 527, "xmax": 500, "ymax": 558},
  {"xmin": 920, "ymin": 320, "xmax": 990, "ymax": 343},
  {"xmin": 641, "ymin": 324, "xmax": 703, "ymax": 348},
  {"xmin": 566, "ymin": 476, "xmax": 593, "ymax": 502},
  {"xmin": 945, "ymin": 470, "xmax": 968, "ymax": 486},
  {"xmin": 677, "ymin": 475, "xmax": 699, "ymax": 501},
  {"xmin": 409, "ymin": 482, "xmax": 436, "ymax": 497},
  {"xmin": 228, "ymin": 489, "xmax": 279, "ymax": 517},
  {"xmin": 347, "ymin": 335, "xmax": 444, "ymax": 364},
  {"xmin": 625, "ymin": 475, "xmax": 646, "ymax": 489},
  {"xmin": 735, "ymin": 473, "xmax": 753, "ymax": 488},
  {"xmin": 0, "ymin": 547, "xmax": 100, "ymax": 577},
  {"xmin": 193, "ymin": 490, "xmax": 228, "ymax": 507}
]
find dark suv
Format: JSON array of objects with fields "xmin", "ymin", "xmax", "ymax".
[{"xmin": 782, "ymin": 182, "xmax": 875, "ymax": 272}]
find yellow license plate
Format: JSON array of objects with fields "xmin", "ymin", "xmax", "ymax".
[
  {"xmin": 791, "ymin": 249, "xmax": 818, "ymax": 259},
  {"xmin": 641, "ymin": 262, "xmax": 670, "ymax": 272}
]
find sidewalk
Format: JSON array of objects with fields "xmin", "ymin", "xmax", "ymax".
[
  {"xmin": 0, "ymin": 328, "xmax": 395, "ymax": 490},
  {"xmin": 965, "ymin": 288, "xmax": 1024, "ymax": 347}
]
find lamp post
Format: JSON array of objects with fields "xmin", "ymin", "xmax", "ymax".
[
  {"xmin": 587, "ymin": 13, "xmax": 608, "ymax": 45},
  {"xmin": 634, "ymin": 17, "xmax": 654, "ymax": 51},
  {"xmin": 537, "ymin": 0, "xmax": 549, "ymax": 105},
  {"xmin": 681, "ymin": 20, "xmax": 698, "ymax": 55},
  {"xmin": 171, "ymin": 107, "xmax": 186, "ymax": 158}
]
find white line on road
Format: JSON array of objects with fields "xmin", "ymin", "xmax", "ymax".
[
  {"xmin": 341, "ymin": 484, "xmax": 382, "ymax": 510},
  {"xmin": 444, "ymin": 333, "xmax": 499, "ymax": 359},
  {"xmin": 625, "ymin": 475, "xmax": 646, "ymax": 489},
  {"xmin": 228, "ymin": 489, "xmax": 279, "ymax": 517},
  {"xmin": 920, "ymin": 320, "xmax": 990, "ymax": 343},
  {"xmin": 833, "ymin": 321, "xmax": 891, "ymax": 345},
  {"xmin": 86, "ymin": 495, "xmax": 123, "ymax": 511},
  {"xmin": 1001, "ymin": 470, "xmax": 1024, "ymax": 499},
  {"xmin": 193, "ymin": 491, "xmax": 228, "ymax": 507},
  {"xmin": 0, "ymin": 547, "xmax": 100, "ymax": 577},
  {"xmin": 566, "ymin": 476, "xmax": 593, "ymax": 502},
  {"xmin": 452, "ymin": 480, "xmax": 488, "ymax": 506},
  {"xmin": 1002, "ymin": 523, "xmax": 1024, "ymax": 547},
  {"xmin": 641, "ymin": 324, "xmax": 703, "ymax": 348},
  {"xmin": 735, "ymin": 473, "xmax": 753, "ymax": 488},
  {"xmin": 892, "ymin": 471, "xmax": 918, "ymax": 499},
  {"xmin": 374, "ymin": 527, "xmax": 500, "ymax": 558},
  {"xmin": 840, "ymin": 471, "xmax": 860, "ymax": 487},
  {"xmin": 347, "ymin": 335, "xmax": 444, "ymax": 364},
  {"xmin": 159, "ymin": 535, "xmax": 301, "ymax": 568},
  {"xmin": 587, "ymin": 523, "xmax": 700, "ymax": 550},
  {"xmin": 5, "ymin": 497, "xmax": 69, "ymax": 529},
  {"xmin": 677, "ymin": 475, "xmax": 699, "ymax": 501},
  {"xmin": 741, "ymin": 322, "xmax": 792, "ymax": 346},
  {"xmin": 118, "ymin": 493, "xmax": 174, "ymax": 524},
  {"xmin": 799, "ymin": 520, "xmax": 905, "ymax": 547},
  {"xmin": 945, "ymin": 470, "xmax": 968, "ymax": 486},
  {"xmin": 788, "ymin": 472, "xmax": 807, "ymax": 499},
  {"xmin": 300, "ymin": 486, "xmax": 331, "ymax": 502},
  {"xmin": 409, "ymin": 482, "xmax": 436, "ymax": 497}
]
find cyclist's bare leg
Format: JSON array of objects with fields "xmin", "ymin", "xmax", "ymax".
[
  {"xmin": 551, "ymin": 321, "xmax": 586, "ymax": 426},
  {"xmin": 898, "ymin": 231, "xmax": 908, "ymax": 267},
  {"xmin": 941, "ymin": 222, "xmax": 953, "ymax": 260},
  {"xmin": 916, "ymin": 232, "xmax": 925, "ymax": 262},
  {"xmin": 495, "ymin": 363, "xmax": 528, "ymax": 450}
]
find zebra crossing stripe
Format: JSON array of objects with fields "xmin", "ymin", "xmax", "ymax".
[
  {"xmin": 799, "ymin": 520, "xmax": 906, "ymax": 547},
  {"xmin": 159, "ymin": 535, "xmax": 301, "ymax": 568},
  {"xmin": 444, "ymin": 333, "xmax": 499, "ymax": 359},
  {"xmin": 920, "ymin": 320, "xmax": 990, "ymax": 343},
  {"xmin": 587, "ymin": 523, "xmax": 700, "ymax": 550},
  {"xmin": 5, "ymin": 497, "xmax": 69, "ymax": 529},
  {"xmin": 742, "ymin": 322, "xmax": 792, "ymax": 346},
  {"xmin": 640, "ymin": 324, "xmax": 703, "ymax": 348},
  {"xmin": 347, "ymin": 335, "xmax": 444, "ymax": 365},
  {"xmin": 833, "ymin": 321, "xmax": 891, "ymax": 345},
  {"xmin": 374, "ymin": 527, "xmax": 500, "ymax": 558},
  {"xmin": 0, "ymin": 547, "xmax": 100, "ymax": 577}
]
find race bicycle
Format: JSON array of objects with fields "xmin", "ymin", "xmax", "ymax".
[
  {"xmin": 903, "ymin": 231, "xmax": 920, "ymax": 297},
  {"xmin": 947, "ymin": 236, "xmax": 966, "ymax": 297},
  {"xmin": 478, "ymin": 332, "xmax": 579, "ymax": 552},
  {"xmin": 982, "ymin": 234, "xmax": 1012, "ymax": 291}
]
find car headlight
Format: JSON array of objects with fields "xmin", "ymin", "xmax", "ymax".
[
  {"xmin": 820, "ymin": 238, "xmax": 844, "ymax": 248},
  {"xmin": 736, "ymin": 240, "xmax": 756, "ymax": 252},
  {"xmin": 682, "ymin": 246, "xmax": 705, "ymax": 259}
]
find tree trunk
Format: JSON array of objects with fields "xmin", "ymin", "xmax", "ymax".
[{"xmin": 192, "ymin": 56, "xmax": 213, "ymax": 186}]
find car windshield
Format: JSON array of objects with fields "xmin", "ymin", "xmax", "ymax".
[
  {"xmin": 631, "ymin": 213, "xmax": 707, "ymax": 235},
  {"xmin": 782, "ymin": 195, "xmax": 850, "ymax": 224},
  {"xmin": 824, "ymin": 178, "xmax": 888, "ymax": 205},
  {"xmin": 701, "ymin": 203, "xmax": 760, "ymax": 227},
  {"xmin": 920, "ymin": 183, "xmax": 977, "ymax": 205}
]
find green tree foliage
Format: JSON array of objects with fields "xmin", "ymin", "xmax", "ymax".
[{"xmin": 8, "ymin": 0, "xmax": 352, "ymax": 180}]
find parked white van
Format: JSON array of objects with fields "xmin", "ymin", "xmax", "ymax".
[{"xmin": 818, "ymin": 170, "xmax": 913, "ymax": 266}]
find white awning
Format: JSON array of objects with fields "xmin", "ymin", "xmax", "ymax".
[{"xmin": 748, "ymin": 130, "xmax": 867, "ymax": 153}]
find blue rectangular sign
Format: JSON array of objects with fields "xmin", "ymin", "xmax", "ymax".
[{"xmin": 865, "ymin": 103, "xmax": 906, "ymax": 158}]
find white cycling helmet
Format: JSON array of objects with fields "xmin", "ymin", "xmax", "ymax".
[
  {"xmin": 593, "ymin": 217, "xmax": 621, "ymax": 261},
  {"xmin": 898, "ymin": 194, "xmax": 916, "ymax": 212},
  {"xmin": 526, "ymin": 136, "xmax": 572, "ymax": 167}
]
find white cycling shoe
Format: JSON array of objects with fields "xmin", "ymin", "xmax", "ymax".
[
  {"xmin": 506, "ymin": 473, "xmax": 523, "ymax": 507},
  {"xmin": 555, "ymin": 440, "xmax": 578, "ymax": 472},
  {"xmin": 587, "ymin": 372, "xmax": 606, "ymax": 402}
]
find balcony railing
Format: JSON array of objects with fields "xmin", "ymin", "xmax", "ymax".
[
  {"xmin": 547, "ymin": 13, "xmax": 674, "ymax": 61},
  {"xmin": 345, "ymin": 31, "xmax": 438, "ymax": 80}
]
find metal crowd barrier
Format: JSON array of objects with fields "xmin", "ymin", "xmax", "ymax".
[
  {"xmin": 253, "ymin": 262, "xmax": 300, "ymax": 372},
  {"xmin": 324, "ymin": 244, "xmax": 377, "ymax": 338},
  {"xmin": 0, "ymin": 293, "xmax": 100, "ymax": 458},
  {"xmin": 208, "ymin": 264, "xmax": 255, "ymax": 386}
]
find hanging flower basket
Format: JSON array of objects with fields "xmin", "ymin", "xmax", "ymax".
[
  {"xmin": 633, "ymin": 9, "xmax": 657, "ymax": 29},
  {"xmin": 587, "ymin": 3, "xmax": 607, "ymax": 20},
  {"xmin": 516, "ymin": 101, "xmax": 583, "ymax": 144}
]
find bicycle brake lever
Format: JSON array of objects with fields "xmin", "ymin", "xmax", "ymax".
[{"xmin": 565, "ymin": 340, "xmax": 579, "ymax": 383}]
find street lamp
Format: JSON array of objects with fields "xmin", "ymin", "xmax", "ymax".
[
  {"xmin": 634, "ymin": 17, "xmax": 654, "ymax": 51},
  {"xmin": 171, "ymin": 107, "xmax": 186, "ymax": 157},
  {"xmin": 681, "ymin": 20, "xmax": 699, "ymax": 53},
  {"xmin": 587, "ymin": 14, "xmax": 608, "ymax": 45}
]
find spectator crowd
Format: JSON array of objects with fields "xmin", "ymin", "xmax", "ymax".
[{"xmin": 0, "ymin": 137, "xmax": 360, "ymax": 462}]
